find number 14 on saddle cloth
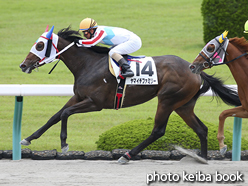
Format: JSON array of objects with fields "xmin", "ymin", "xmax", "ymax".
[{"xmin": 109, "ymin": 56, "xmax": 158, "ymax": 85}]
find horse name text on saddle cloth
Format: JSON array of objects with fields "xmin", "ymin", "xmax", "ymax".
[{"xmin": 110, "ymin": 56, "xmax": 158, "ymax": 85}]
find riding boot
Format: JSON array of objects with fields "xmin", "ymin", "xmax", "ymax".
[{"xmin": 117, "ymin": 58, "xmax": 134, "ymax": 78}]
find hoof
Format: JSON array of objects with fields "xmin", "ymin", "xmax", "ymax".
[
  {"xmin": 220, "ymin": 145, "xmax": 227, "ymax": 155},
  {"xmin": 175, "ymin": 145, "xmax": 208, "ymax": 164},
  {"xmin": 192, "ymin": 154, "xmax": 208, "ymax": 164},
  {"xmin": 61, "ymin": 145, "xmax": 69, "ymax": 154},
  {"xmin": 20, "ymin": 139, "xmax": 31, "ymax": 146},
  {"xmin": 118, "ymin": 156, "xmax": 129, "ymax": 164}
]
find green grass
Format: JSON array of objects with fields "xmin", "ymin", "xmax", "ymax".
[{"xmin": 0, "ymin": 0, "xmax": 245, "ymax": 152}]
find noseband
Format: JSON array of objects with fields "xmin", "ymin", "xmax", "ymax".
[{"xmin": 199, "ymin": 52, "xmax": 212, "ymax": 68}]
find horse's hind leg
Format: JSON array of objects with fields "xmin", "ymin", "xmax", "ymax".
[
  {"xmin": 118, "ymin": 103, "xmax": 173, "ymax": 164},
  {"xmin": 218, "ymin": 106, "xmax": 248, "ymax": 154},
  {"xmin": 175, "ymin": 102, "xmax": 208, "ymax": 159}
]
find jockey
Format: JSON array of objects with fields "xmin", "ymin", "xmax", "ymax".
[{"xmin": 75, "ymin": 18, "xmax": 142, "ymax": 78}]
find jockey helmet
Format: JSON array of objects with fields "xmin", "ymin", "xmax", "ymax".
[
  {"xmin": 79, "ymin": 18, "xmax": 98, "ymax": 31},
  {"xmin": 244, "ymin": 20, "xmax": 248, "ymax": 33}
]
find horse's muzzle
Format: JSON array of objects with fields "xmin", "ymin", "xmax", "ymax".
[{"xmin": 19, "ymin": 63, "xmax": 32, "ymax": 74}]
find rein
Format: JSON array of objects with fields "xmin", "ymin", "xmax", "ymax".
[
  {"xmin": 212, "ymin": 52, "xmax": 248, "ymax": 66},
  {"xmin": 39, "ymin": 41, "xmax": 75, "ymax": 65}
]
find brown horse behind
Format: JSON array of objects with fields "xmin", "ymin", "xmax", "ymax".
[{"xmin": 190, "ymin": 32, "xmax": 248, "ymax": 154}]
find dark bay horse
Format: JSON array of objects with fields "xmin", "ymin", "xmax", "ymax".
[
  {"xmin": 190, "ymin": 31, "xmax": 247, "ymax": 154},
  {"xmin": 19, "ymin": 26, "xmax": 240, "ymax": 163}
]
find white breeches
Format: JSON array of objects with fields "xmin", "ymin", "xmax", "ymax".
[{"xmin": 109, "ymin": 34, "xmax": 142, "ymax": 57}]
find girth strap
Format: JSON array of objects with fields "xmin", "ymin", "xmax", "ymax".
[{"xmin": 114, "ymin": 78, "xmax": 126, "ymax": 110}]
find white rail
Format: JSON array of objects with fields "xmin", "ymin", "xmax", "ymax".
[
  {"xmin": 0, "ymin": 84, "xmax": 74, "ymax": 96},
  {"xmin": 0, "ymin": 84, "xmax": 237, "ymax": 96}
]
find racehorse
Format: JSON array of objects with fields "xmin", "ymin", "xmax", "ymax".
[
  {"xmin": 19, "ymin": 26, "xmax": 240, "ymax": 163},
  {"xmin": 190, "ymin": 31, "xmax": 247, "ymax": 154}
]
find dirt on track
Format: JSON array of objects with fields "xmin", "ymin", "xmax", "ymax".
[{"xmin": 0, "ymin": 157, "xmax": 247, "ymax": 186}]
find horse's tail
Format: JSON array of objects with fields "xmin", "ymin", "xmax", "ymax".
[{"xmin": 194, "ymin": 72, "xmax": 241, "ymax": 106}]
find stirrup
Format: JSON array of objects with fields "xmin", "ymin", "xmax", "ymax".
[{"xmin": 121, "ymin": 69, "xmax": 134, "ymax": 78}]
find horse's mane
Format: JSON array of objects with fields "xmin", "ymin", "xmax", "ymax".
[
  {"xmin": 57, "ymin": 26, "xmax": 110, "ymax": 54},
  {"xmin": 229, "ymin": 37, "xmax": 248, "ymax": 59}
]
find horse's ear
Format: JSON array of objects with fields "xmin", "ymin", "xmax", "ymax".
[
  {"xmin": 46, "ymin": 25, "xmax": 54, "ymax": 39},
  {"xmin": 219, "ymin": 30, "xmax": 228, "ymax": 43},
  {"xmin": 45, "ymin": 25, "xmax": 49, "ymax": 32}
]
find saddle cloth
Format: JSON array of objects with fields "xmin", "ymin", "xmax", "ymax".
[
  {"xmin": 109, "ymin": 55, "xmax": 158, "ymax": 85},
  {"xmin": 109, "ymin": 55, "xmax": 158, "ymax": 110}
]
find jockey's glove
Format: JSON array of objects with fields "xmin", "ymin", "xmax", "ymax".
[{"xmin": 74, "ymin": 38, "xmax": 80, "ymax": 45}]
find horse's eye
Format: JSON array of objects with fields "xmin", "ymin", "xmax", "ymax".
[
  {"xmin": 36, "ymin": 41, "xmax": 44, "ymax": 51},
  {"xmin": 206, "ymin": 44, "xmax": 215, "ymax": 53}
]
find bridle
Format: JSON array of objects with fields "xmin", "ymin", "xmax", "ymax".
[
  {"xmin": 26, "ymin": 25, "xmax": 75, "ymax": 73},
  {"xmin": 214, "ymin": 52, "xmax": 248, "ymax": 66},
  {"xmin": 32, "ymin": 36, "xmax": 74, "ymax": 72},
  {"xmin": 200, "ymin": 38, "xmax": 228, "ymax": 68},
  {"xmin": 200, "ymin": 38, "xmax": 248, "ymax": 68}
]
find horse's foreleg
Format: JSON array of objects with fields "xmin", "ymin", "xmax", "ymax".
[
  {"xmin": 118, "ymin": 104, "xmax": 172, "ymax": 164},
  {"xmin": 218, "ymin": 106, "xmax": 248, "ymax": 154},
  {"xmin": 20, "ymin": 96, "xmax": 78, "ymax": 146},
  {"xmin": 21, "ymin": 111, "xmax": 62, "ymax": 146},
  {"xmin": 60, "ymin": 97, "xmax": 101, "ymax": 153}
]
